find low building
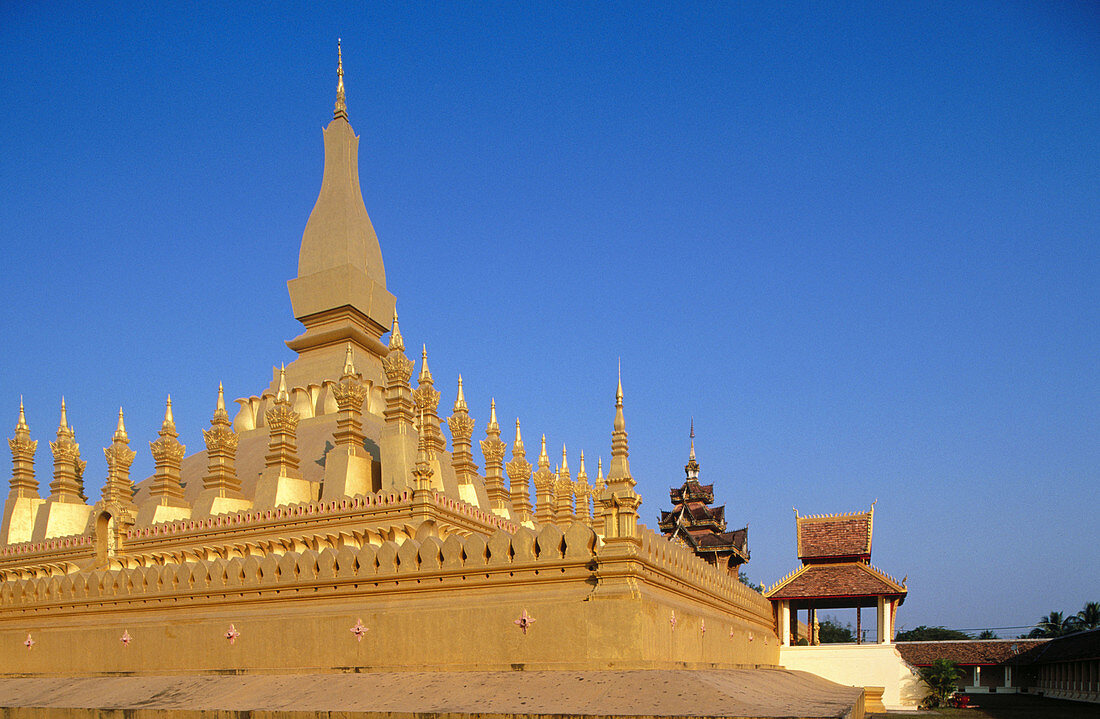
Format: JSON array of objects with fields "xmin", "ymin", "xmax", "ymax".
[{"xmin": 895, "ymin": 639, "xmax": 1048, "ymax": 694}]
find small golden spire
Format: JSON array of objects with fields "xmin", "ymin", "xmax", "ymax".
[
  {"xmin": 561, "ymin": 444, "xmax": 569, "ymax": 473},
  {"xmin": 419, "ymin": 345, "xmax": 433, "ymax": 384},
  {"xmin": 538, "ymin": 434, "xmax": 549, "ymax": 468},
  {"xmin": 616, "ymin": 358, "xmax": 623, "ymax": 406},
  {"xmin": 488, "ymin": 398, "xmax": 499, "ymax": 432},
  {"xmin": 689, "ymin": 417, "xmax": 696, "ymax": 461},
  {"xmin": 16, "ymin": 396, "xmax": 28, "ymax": 431},
  {"xmin": 59, "ymin": 397, "xmax": 68, "ymax": 430},
  {"xmin": 597, "ymin": 457, "xmax": 604, "ymax": 482},
  {"xmin": 343, "ymin": 341, "xmax": 356, "ymax": 376},
  {"xmin": 514, "ymin": 418, "xmax": 523, "ymax": 448},
  {"xmin": 163, "ymin": 395, "xmax": 175, "ymax": 429},
  {"xmin": 113, "ymin": 407, "xmax": 128, "ymax": 442},
  {"xmin": 454, "ymin": 375, "xmax": 467, "ymax": 412},
  {"xmin": 216, "ymin": 382, "xmax": 226, "ymax": 413},
  {"xmin": 389, "ymin": 309, "xmax": 405, "ymax": 351},
  {"xmin": 276, "ymin": 364, "xmax": 290, "ymax": 403},
  {"xmin": 579, "ymin": 451, "xmax": 587, "ymax": 478},
  {"xmin": 334, "ymin": 38, "xmax": 347, "ymax": 121}
]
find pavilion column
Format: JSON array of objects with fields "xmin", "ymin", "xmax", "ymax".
[
  {"xmin": 778, "ymin": 601, "xmax": 791, "ymax": 646},
  {"xmin": 974, "ymin": 665, "xmax": 981, "ymax": 691},
  {"xmin": 856, "ymin": 606, "xmax": 862, "ymax": 645},
  {"xmin": 876, "ymin": 597, "xmax": 886, "ymax": 643}
]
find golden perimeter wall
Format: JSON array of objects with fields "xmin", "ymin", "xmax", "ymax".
[{"xmin": 0, "ymin": 494, "xmax": 778, "ymax": 675}]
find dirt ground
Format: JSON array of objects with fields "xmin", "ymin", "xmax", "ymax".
[{"xmin": 870, "ymin": 692, "xmax": 1100, "ymax": 719}]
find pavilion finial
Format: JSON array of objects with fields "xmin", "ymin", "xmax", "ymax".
[
  {"xmin": 685, "ymin": 418, "xmax": 700, "ymax": 480},
  {"xmin": 58, "ymin": 397, "xmax": 68, "ymax": 430},
  {"xmin": 616, "ymin": 358, "xmax": 623, "ymax": 406},
  {"xmin": 487, "ymin": 398, "xmax": 499, "ymax": 431},
  {"xmin": 216, "ymin": 382, "xmax": 226, "ymax": 413},
  {"xmin": 561, "ymin": 444, "xmax": 569, "ymax": 473},
  {"xmin": 334, "ymin": 38, "xmax": 347, "ymax": 121},
  {"xmin": 16, "ymin": 396, "xmax": 28, "ymax": 432},
  {"xmin": 689, "ymin": 417, "xmax": 696, "ymax": 461}
]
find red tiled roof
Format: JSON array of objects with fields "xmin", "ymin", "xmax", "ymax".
[
  {"xmin": 766, "ymin": 562, "xmax": 906, "ymax": 600},
  {"xmin": 1026, "ymin": 628, "xmax": 1100, "ymax": 663},
  {"xmin": 896, "ymin": 640, "xmax": 1049, "ymax": 667},
  {"xmin": 796, "ymin": 509, "xmax": 873, "ymax": 560}
]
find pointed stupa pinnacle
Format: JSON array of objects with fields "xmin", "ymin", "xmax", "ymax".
[
  {"xmin": 538, "ymin": 434, "xmax": 549, "ymax": 468},
  {"xmin": 113, "ymin": 407, "xmax": 128, "ymax": 442},
  {"xmin": 58, "ymin": 397, "xmax": 68, "ymax": 430},
  {"xmin": 487, "ymin": 398, "xmax": 499, "ymax": 432},
  {"xmin": 419, "ymin": 345, "xmax": 433, "ymax": 384},
  {"xmin": 514, "ymin": 418, "xmax": 524, "ymax": 449},
  {"xmin": 388, "ymin": 309, "xmax": 405, "ymax": 351},
  {"xmin": 453, "ymin": 375, "xmax": 468, "ymax": 412},
  {"xmin": 16, "ymin": 396, "xmax": 28, "ymax": 432},
  {"xmin": 163, "ymin": 395, "xmax": 175, "ymax": 429},
  {"xmin": 616, "ymin": 358, "xmax": 623, "ymax": 406},
  {"xmin": 343, "ymin": 341, "xmax": 356, "ymax": 376},
  {"xmin": 561, "ymin": 445, "xmax": 569, "ymax": 473},
  {"xmin": 216, "ymin": 382, "xmax": 226, "ymax": 413},
  {"xmin": 334, "ymin": 38, "xmax": 347, "ymax": 120},
  {"xmin": 689, "ymin": 417, "xmax": 696, "ymax": 461},
  {"xmin": 579, "ymin": 451, "xmax": 587, "ymax": 478},
  {"xmin": 276, "ymin": 364, "xmax": 289, "ymax": 403},
  {"xmin": 597, "ymin": 457, "xmax": 604, "ymax": 482}
]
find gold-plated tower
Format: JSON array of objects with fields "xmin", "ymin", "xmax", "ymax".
[
  {"xmin": 447, "ymin": 376, "xmax": 478, "ymax": 487},
  {"xmin": 201, "ymin": 383, "xmax": 242, "ymax": 497},
  {"xmin": 574, "ymin": 451, "xmax": 592, "ymax": 526},
  {"xmin": 411, "ymin": 411, "xmax": 434, "ymax": 493},
  {"xmin": 554, "ymin": 445, "xmax": 575, "ymax": 524},
  {"xmin": 532, "ymin": 435, "xmax": 555, "ymax": 525},
  {"xmin": 479, "ymin": 399, "xmax": 508, "ymax": 514},
  {"xmin": 599, "ymin": 367, "xmax": 641, "ymax": 539},
  {"xmin": 332, "ymin": 343, "xmax": 369, "ymax": 452},
  {"xmin": 149, "ymin": 396, "xmax": 188, "ymax": 504},
  {"xmin": 505, "ymin": 418, "xmax": 533, "ymax": 525},
  {"xmin": 8, "ymin": 398, "xmax": 38, "ymax": 499},
  {"xmin": 49, "ymin": 398, "xmax": 85, "ymax": 503},
  {"xmin": 264, "ymin": 366, "xmax": 302, "ymax": 479},
  {"xmin": 412, "ymin": 345, "xmax": 444, "ymax": 454},
  {"xmin": 101, "ymin": 408, "xmax": 137, "ymax": 509}
]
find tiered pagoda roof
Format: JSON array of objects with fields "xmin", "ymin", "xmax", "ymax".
[
  {"xmin": 657, "ymin": 424, "xmax": 748, "ymax": 572},
  {"xmin": 765, "ymin": 505, "xmax": 907, "ymax": 606}
]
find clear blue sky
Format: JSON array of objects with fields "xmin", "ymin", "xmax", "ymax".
[{"xmin": 1, "ymin": 3, "xmax": 1096, "ymax": 636}]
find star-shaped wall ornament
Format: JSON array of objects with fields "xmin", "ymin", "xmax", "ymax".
[
  {"xmin": 669, "ymin": 611, "xmax": 677, "ymax": 630},
  {"xmin": 513, "ymin": 609, "xmax": 536, "ymax": 634},
  {"xmin": 350, "ymin": 618, "xmax": 368, "ymax": 642},
  {"xmin": 23, "ymin": 633, "xmax": 34, "ymax": 650},
  {"xmin": 120, "ymin": 630, "xmax": 132, "ymax": 647},
  {"xmin": 225, "ymin": 624, "xmax": 240, "ymax": 645}
]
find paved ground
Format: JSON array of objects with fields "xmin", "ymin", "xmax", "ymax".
[
  {"xmin": 869, "ymin": 692, "xmax": 1100, "ymax": 719},
  {"xmin": 0, "ymin": 669, "xmax": 862, "ymax": 718}
]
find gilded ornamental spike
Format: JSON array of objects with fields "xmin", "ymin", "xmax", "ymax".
[
  {"xmin": 532, "ymin": 434, "xmax": 555, "ymax": 525},
  {"xmin": 264, "ymin": 368, "xmax": 302, "ymax": 478},
  {"xmin": 334, "ymin": 38, "xmax": 347, "ymax": 121},
  {"xmin": 412, "ymin": 346, "xmax": 444, "ymax": 454},
  {"xmin": 479, "ymin": 399, "xmax": 508, "ymax": 513},
  {"xmin": 574, "ymin": 451, "xmax": 592, "ymax": 525},
  {"xmin": 554, "ymin": 444, "xmax": 575, "ymax": 523}
]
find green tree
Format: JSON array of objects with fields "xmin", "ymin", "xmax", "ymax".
[
  {"xmin": 895, "ymin": 625, "xmax": 972, "ymax": 641},
  {"xmin": 818, "ymin": 617, "xmax": 855, "ymax": 643},
  {"xmin": 977, "ymin": 629, "xmax": 997, "ymax": 639},
  {"xmin": 1029, "ymin": 611, "xmax": 1075, "ymax": 638},
  {"xmin": 738, "ymin": 570, "xmax": 763, "ymax": 593},
  {"xmin": 920, "ymin": 659, "xmax": 962, "ymax": 708},
  {"xmin": 1073, "ymin": 601, "xmax": 1100, "ymax": 631}
]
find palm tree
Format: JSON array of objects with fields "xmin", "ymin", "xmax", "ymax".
[
  {"xmin": 920, "ymin": 659, "xmax": 963, "ymax": 708},
  {"xmin": 1029, "ymin": 611, "xmax": 1074, "ymax": 638},
  {"xmin": 1073, "ymin": 601, "xmax": 1100, "ymax": 631}
]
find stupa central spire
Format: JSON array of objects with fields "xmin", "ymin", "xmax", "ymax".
[
  {"xmin": 285, "ymin": 42, "xmax": 397, "ymax": 388},
  {"xmin": 334, "ymin": 39, "xmax": 347, "ymax": 121}
]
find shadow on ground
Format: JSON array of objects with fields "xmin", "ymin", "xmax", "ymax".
[{"xmin": 871, "ymin": 693, "xmax": 1100, "ymax": 719}]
